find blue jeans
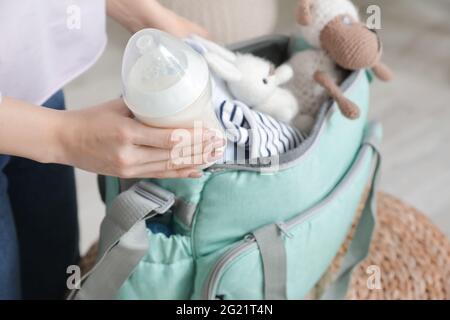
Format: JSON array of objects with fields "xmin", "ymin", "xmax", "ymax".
[{"xmin": 0, "ymin": 91, "xmax": 79, "ymax": 300}]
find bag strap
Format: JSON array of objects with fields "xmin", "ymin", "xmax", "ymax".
[
  {"xmin": 72, "ymin": 124, "xmax": 381, "ymax": 300},
  {"xmin": 321, "ymin": 123, "xmax": 382, "ymax": 300},
  {"xmin": 253, "ymin": 122, "xmax": 382, "ymax": 300},
  {"xmin": 68, "ymin": 181, "xmax": 175, "ymax": 300},
  {"xmin": 253, "ymin": 224, "xmax": 288, "ymax": 300}
]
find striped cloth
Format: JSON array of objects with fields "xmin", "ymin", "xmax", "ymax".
[
  {"xmin": 217, "ymin": 99, "xmax": 305, "ymax": 163},
  {"xmin": 186, "ymin": 36, "xmax": 306, "ymax": 164}
]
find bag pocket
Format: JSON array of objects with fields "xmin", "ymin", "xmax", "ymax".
[
  {"xmin": 202, "ymin": 138, "xmax": 379, "ymax": 300},
  {"xmin": 117, "ymin": 231, "xmax": 194, "ymax": 300}
]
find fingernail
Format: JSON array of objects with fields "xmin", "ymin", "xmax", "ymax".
[
  {"xmin": 189, "ymin": 171, "xmax": 203, "ymax": 178},
  {"xmin": 170, "ymin": 132, "xmax": 183, "ymax": 143}
]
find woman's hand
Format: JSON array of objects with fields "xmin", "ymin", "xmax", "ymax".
[
  {"xmin": 59, "ymin": 99, "xmax": 224, "ymax": 179},
  {"xmin": 107, "ymin": 0, "xmax": 209, "ymax": 38}
]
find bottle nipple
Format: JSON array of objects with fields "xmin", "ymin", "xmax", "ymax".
[
  {"xmin": 122, "ymin": 29, "xmax": 212, "ymax": 122},
  {"xmin": 132, "ymin": 34, "xmax": 186, "ymax": 89},
  {"xmin": 136, "ymin": 35, "xmax": 155, "ymax": 55}
]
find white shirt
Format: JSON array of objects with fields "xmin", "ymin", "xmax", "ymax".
[{"xmin": 0, "ymin": 0, "xmax": 107, "ymax": 105}]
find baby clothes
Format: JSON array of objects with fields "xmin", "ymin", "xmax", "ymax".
[
  {"xmin": 186, "ymin": 37, "xmax": 305, "ymax": 163},
  {"xmin": 218, "ymin": 99, "xmax": 304, "ymax": 163}
]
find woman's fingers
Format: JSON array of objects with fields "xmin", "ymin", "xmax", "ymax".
[
  {"xmin": 167, "ymin": 141, "xmax": 225, "ymax": 169},
  {"xmin": 64, "ymin": 98, "xmax": 226, "ymax": 179},
  {"xmin": 130, "ymin": 138, "xmax": 225, "ymax": 165},
  {"xmin": 131, "ymin": 122, "xmax": 219, "ymax": 149},
  {"xmin": 149, "ymin": 168, "xmax": 204, "ymax": 180},
  {"xmin": 122, "ymin": 146, "xmax": 170, "ymax": 165},
  {"xmin": 126, "ymin": 147, "xmax": 224, "ymax": 178},
  {"xmin": 112, "ymin": 138, "xmax": 225, "ymax": 178}
]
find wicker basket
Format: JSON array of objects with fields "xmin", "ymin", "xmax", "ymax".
[{"xmin": 80, "ymin": 192, "xmax": 450, "ymax": 300}]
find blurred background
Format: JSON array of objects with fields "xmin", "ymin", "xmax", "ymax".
[{"xmin": 65, "ymin": 0, "xmax": 450, "ymax": 253}]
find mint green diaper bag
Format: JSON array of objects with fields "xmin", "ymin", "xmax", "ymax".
[{"xmin": 70, "ymin": 35, "xmax": 382, "ymax": 300}]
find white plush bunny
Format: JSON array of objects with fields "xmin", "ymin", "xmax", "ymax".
[{"xmin": 192, "ymin": 36, "xmax": 300, "ymax": 124}]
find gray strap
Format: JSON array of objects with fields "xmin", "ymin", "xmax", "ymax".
[
  {"xmin": 74, "ymin": 221, "xmax": 148, "ymax": 300},
  {"xmin": 97, "ymin": 181, "xmax": 174, "ymax": 258},
  {"xmin": 120, "ymin": 178, "xmax": 198, "ymax": 228},
  {"xmin": 69, "ymin": 181, "xmax": 175, "ymax": 300},
  {"xmin": 321, "ymin": 136, "xmax": 381, "ymax": 300},
  {"xmin": 253, "ymin": 224, "xmax": 288, "ymax": 300}
]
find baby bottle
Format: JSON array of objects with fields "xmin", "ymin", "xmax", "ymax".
[{"xmin": 122, "ymin": 29, "xmax": 224, "ymax": 135}]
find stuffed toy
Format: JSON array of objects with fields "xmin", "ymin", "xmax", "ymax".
[
  {"xmin": 192, "ymin": 35, "xmax": 301, "ymax": 123},
  {"xmin": 287, "ymin": 0, "xmax": 393, "ymax": 132}
]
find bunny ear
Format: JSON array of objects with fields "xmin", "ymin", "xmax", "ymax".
[
  {"xmin": 296, "ymin": 0, "xmax": 312, "ymax": 25},
  {"xmin": 274, "ymin": 64, "xmax": 294, "ymax": 85},
  {"xmin": 191, "ymin": 34, "xmax": 237, "ymax": 62},
  {"xmin": 204, "ymin": 52, "xmax": 242, "ymax": 82}
]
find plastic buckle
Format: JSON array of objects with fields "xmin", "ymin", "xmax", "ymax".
[{"xmin": 133, "ymin": 181, "xmax": 175, "ymax": 214}]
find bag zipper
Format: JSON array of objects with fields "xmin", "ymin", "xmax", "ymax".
[
  {"xmin": 206, "ymin": 70, "xmax": 364, "ymax": 174},
  {"xmin": 202, "ymin": 142, "xmax": 375, "ymax": 299},
  {"xmin": 203, "ymin": 235, "xmax": 257, "ymax": 300}
]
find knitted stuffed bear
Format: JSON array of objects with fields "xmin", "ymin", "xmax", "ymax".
[{"xmin": 287, "ymin": 0, "xmax": 393, "ymax": 132}]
